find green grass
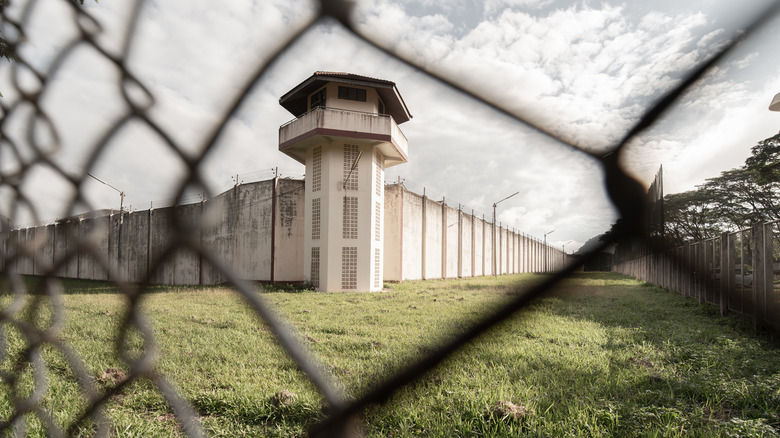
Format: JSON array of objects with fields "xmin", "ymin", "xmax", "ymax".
[{"xmin": 0, "ymin": 272, "xmax": 778, "ymax": 437}]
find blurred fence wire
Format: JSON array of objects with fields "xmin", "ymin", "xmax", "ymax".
[{"xmin": 1, "ymin": 0, "xmax": 780, "ymax": 436}]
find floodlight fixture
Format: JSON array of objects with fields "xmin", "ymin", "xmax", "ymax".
[{"xmin": 769, "ymin": 92, "xmax": 780, "ymax": 112}]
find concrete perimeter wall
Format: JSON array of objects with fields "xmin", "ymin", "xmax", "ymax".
[
  {"xmin": 7, "ymin": 179, "xmax": 305, "ymax": 285},
  {"xmin": 6, "ymin": 179, "xmax": 571, "ymax": 286},
  {"xmin": 382, "ymin": 184, "xmax": 569, "ymax": 282}
]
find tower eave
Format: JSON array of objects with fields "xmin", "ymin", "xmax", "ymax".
[{"xmin": 279, "ymin": 72, "xmax": 412, "ymax": 124}]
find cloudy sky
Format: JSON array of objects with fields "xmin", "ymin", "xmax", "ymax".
[{"xmin": 2, "ymin": 0, "xmax": 780, "ymax": 252}]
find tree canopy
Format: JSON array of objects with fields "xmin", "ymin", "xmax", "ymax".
[{"xmin": 662, "ymin": 131, "xmax": 780, "ymax": 246}]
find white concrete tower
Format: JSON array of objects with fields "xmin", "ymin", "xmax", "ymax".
[{"xmin": 278, "ymin": 72, "xmax": 411, "ymax": 291}]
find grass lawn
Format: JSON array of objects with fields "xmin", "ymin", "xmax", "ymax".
[{"xmin": 0, "ymin": 272, "xmax": 778, "ymax": 437}]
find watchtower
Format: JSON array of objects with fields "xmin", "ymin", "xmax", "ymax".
[{"xmin": 278, "ymin": 72, "xmax": 412, "ymax": 291}]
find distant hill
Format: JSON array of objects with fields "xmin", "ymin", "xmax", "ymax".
[
  {"xmin": 574, "ymin": 234, "xmax": 606, "ymax": 255},
  {"xmin": 573, "ymin": 233, "xmax": 618, "ymax": 271}
]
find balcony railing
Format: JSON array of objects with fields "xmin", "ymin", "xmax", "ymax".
[{"xmin": 279, "ymin": 106, "xmax": 408, "ymax": 159}]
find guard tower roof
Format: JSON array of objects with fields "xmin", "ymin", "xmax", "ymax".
[{"xmin": 279, "ymin": 71, "xmax": 413, "ymax": 124}]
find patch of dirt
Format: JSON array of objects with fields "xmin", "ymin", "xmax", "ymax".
[
  {"xmin": 329, "ymin": 365, "xmax": 352, "ymax": 376},
  {"xmin": 97, "ymin": 367, "xmax": 127, "ymax": 385},
  {"xmin": 271, "ymin": 390, "xmax": 297, "ymax": 407},
  {"xmin": 491, "ymin": 400, "xmax": 532, "ymax": 421},
  {"xmin": 191, "ymin": 316, "xmax": 214, "ymax": 325},
  {"xmin": 629, "ymin": 356, "xmax": 653, "ymax": 368},
  {"xmin": 155, "ymin": 413, "xmax": 176, "ymax": 422}
]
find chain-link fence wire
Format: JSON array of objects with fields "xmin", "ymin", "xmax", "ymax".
[{"xmin": 1, "ymin": 0, "xmax": 780, "ymax": 436}]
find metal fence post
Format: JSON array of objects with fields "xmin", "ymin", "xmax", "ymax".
[
  {"xmin": 441, "ymin": 197, "xmax": 446, "ymax": 279},
  {"xmin": 763, "ymin": 222, "xmax": 775, "ymax": 327},
  {"xmin": 421, "ymin": 191, "xmax": 426, "ymax": 280},
  {"xmin": 753, "ymin": 223, "xmax": 765, "ymax": 330},
  {"xmin": 720, "ymin": 232, "xmax": 730, "ymax": 316}
]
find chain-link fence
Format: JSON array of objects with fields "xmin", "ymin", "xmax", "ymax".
[
  {"xmin": 1, "ymin": 0, "xmax": 780, "ymax": 436},
  {"xmin": 614, "ymin": 221, "xmax": 780, "ymax": 332}
]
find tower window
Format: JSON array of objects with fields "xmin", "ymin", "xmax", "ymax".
[
  {"xmin": 312, "ymin": 198, "xmax": 321, "ymax": 240},
  {"xmin": 338, "ymin": 86, "xmax": 367, "ymax": 102},
  {"xmin": 374, "ymin": 248, "xmax": 381, "ymax": 290},
  {"xmin": 375, "ymin": 152, "xmax": 383, "ymax": 196},
  {"xmin": 342, "ymin": 247, "xmax": 358, "ymax": 290},
  {"xmin": 312, "ymin": 146, "xmax": 322, "ymax": 192},
  {"xmin": 311, "ymin": 247, "xmax": 320, "ymax": 288},
  {"xmin": 343, "ymin": 144, "xmax": 359, "ymax": 191},
  {"xmin": 375, "ymin": 201, "xmax": 381, "ymax": 242},
  {"xmin": 310, "ymin": 87, "xmax": 326, "ymax": 110},
  {"xmin": 343, "ymin": 197, "xmax": 358, "ymax": 239}
]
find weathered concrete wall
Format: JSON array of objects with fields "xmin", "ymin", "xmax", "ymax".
[
  {"xmin": 401, "ymin": 189, "xmax": 423, "ymax": 281},
  {"xmin": 7, "ymin": 179, "xmax": 565, "ymax": 287},
  {"xmin": 485, "ymin": 222, "xmax": 494, "ymax": 276},
  {"xmin": 423, "ymin": 196, "xmax": 442, "ymax": 280},
  {"xmin": 148, "ymin": 207, "xmax": 175, "ymax": 284},
  {"xmin": 506, "ymin": 230, "xmax": 513, "ymax": 273},
  {"xmin": 34, "ymin": 225, "xmax": 54, "ymax": 276},
  {"xmin": 383, "ymin": 184, "xmax": 403, "ymax": 282},
  {"xmin": 201, "ymin": 181, "xmax": 275, "ymax": 283},
  {"xmin": 16, "ymin": 228, "xmax": 34, "ymax": 275},
  {"xmin": 461, "ymin": 213, "xmax": 473, "ymax": 277},
  {"xmin": 78, "ymin": 217, "xmax": 109, "ymax": 281},
  {"xmin": 61, "ymin": 220, "xmax": 79, "ymax": 278},
  {"xmin": 497, "ymin": 227, "xmax": 505, "ymax": 275},
  {"xmin": 274, "ymin": 178, "xmax": 305, "ymax": 282},
  {"xmin": 445, "ymin": 205, "xmax": 459, "ymax": 278},
  {"xmin": 200, "ymin": 189, "xmax": 233, "ymax": 285},
  {"xmin": 236, "ymin": 182, "xmax": 273, "ymax": 281},
  {"xmin": 173, "ymin": 204, "xmax": 202, "ymax": 285},
  {"xmin": 474, "ymin": 216, "xmax": 485, "ymax": 277},
  {"xmin": 506, "ymin": 230, "xmax": 512, "ymax": 274},
  {"xmin": 121, "ymin": 210, "xmax": 149, "ymax": 283},
  {"xmin": 384, "ymin": 185, "xmax": 561, "ymax": 282}
]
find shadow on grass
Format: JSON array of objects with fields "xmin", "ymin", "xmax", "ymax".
[
  {"xmin": 531, "ymin": 272, "xmax": 780, "ymax": 435},
  {"xmin": 0, "ymin": 275, "xmax": 217, "ymax": 295}
]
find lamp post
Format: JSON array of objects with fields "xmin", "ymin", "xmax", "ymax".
[
  {"xmin": 543, "ymin": 229, "xmax": 555, "ymax": 272},
  {"xmin": 343, "ymin": 150, "xmax": 363, "ymax": 192},
  {"xmin": 492, "ymin": 191, "xmax": 519, "ymax": 276},
  {"xmin": 88, "ymin": 173, "xmax": 125, "ymax": 275},
  {"xmin": 88, "ymin": 173, "xmax": 125, "ymax": 223},
  {"xmin": 562, "ymin": 239, "xmax": 574, "ymax": 269}
]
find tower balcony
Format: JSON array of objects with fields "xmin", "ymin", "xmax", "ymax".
[{"xmin": 279, "ymin": 107, "xmax": 409, "ymax": 167}]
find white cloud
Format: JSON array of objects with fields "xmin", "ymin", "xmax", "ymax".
[
  {"xmin": 484, "ymin": 0, "xmax": 556, "ymax": 16},
  {"xmin": 4, "ymin": 0, "xmax": 778, "ymax": 246},
  {"xmin": 621, "ymin": 22, "xmax": 780, "ymax": 195},
  {"xmin": 356, "ymin": 2, "xmax": 725, "ymax": 153}
]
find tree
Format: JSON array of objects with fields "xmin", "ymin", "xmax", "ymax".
[
  {"xmin": 745, "ymin": 131, "xmax": 780, "ymax": 185},
  {"xmin": 659, "ymin": 132, "xmax": 780, "ymax": 246},
  {"xmin": 662, "ymin": 189, "xmax": 722, "ymax": 246},
  {"xmin": 701, "ymin": 167, "xmax": 780, "ymax": 229}
]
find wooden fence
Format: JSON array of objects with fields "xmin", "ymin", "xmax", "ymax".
[{"xmin": 613, "ymin": 221, "xmax": 780, "ymax": 331}]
